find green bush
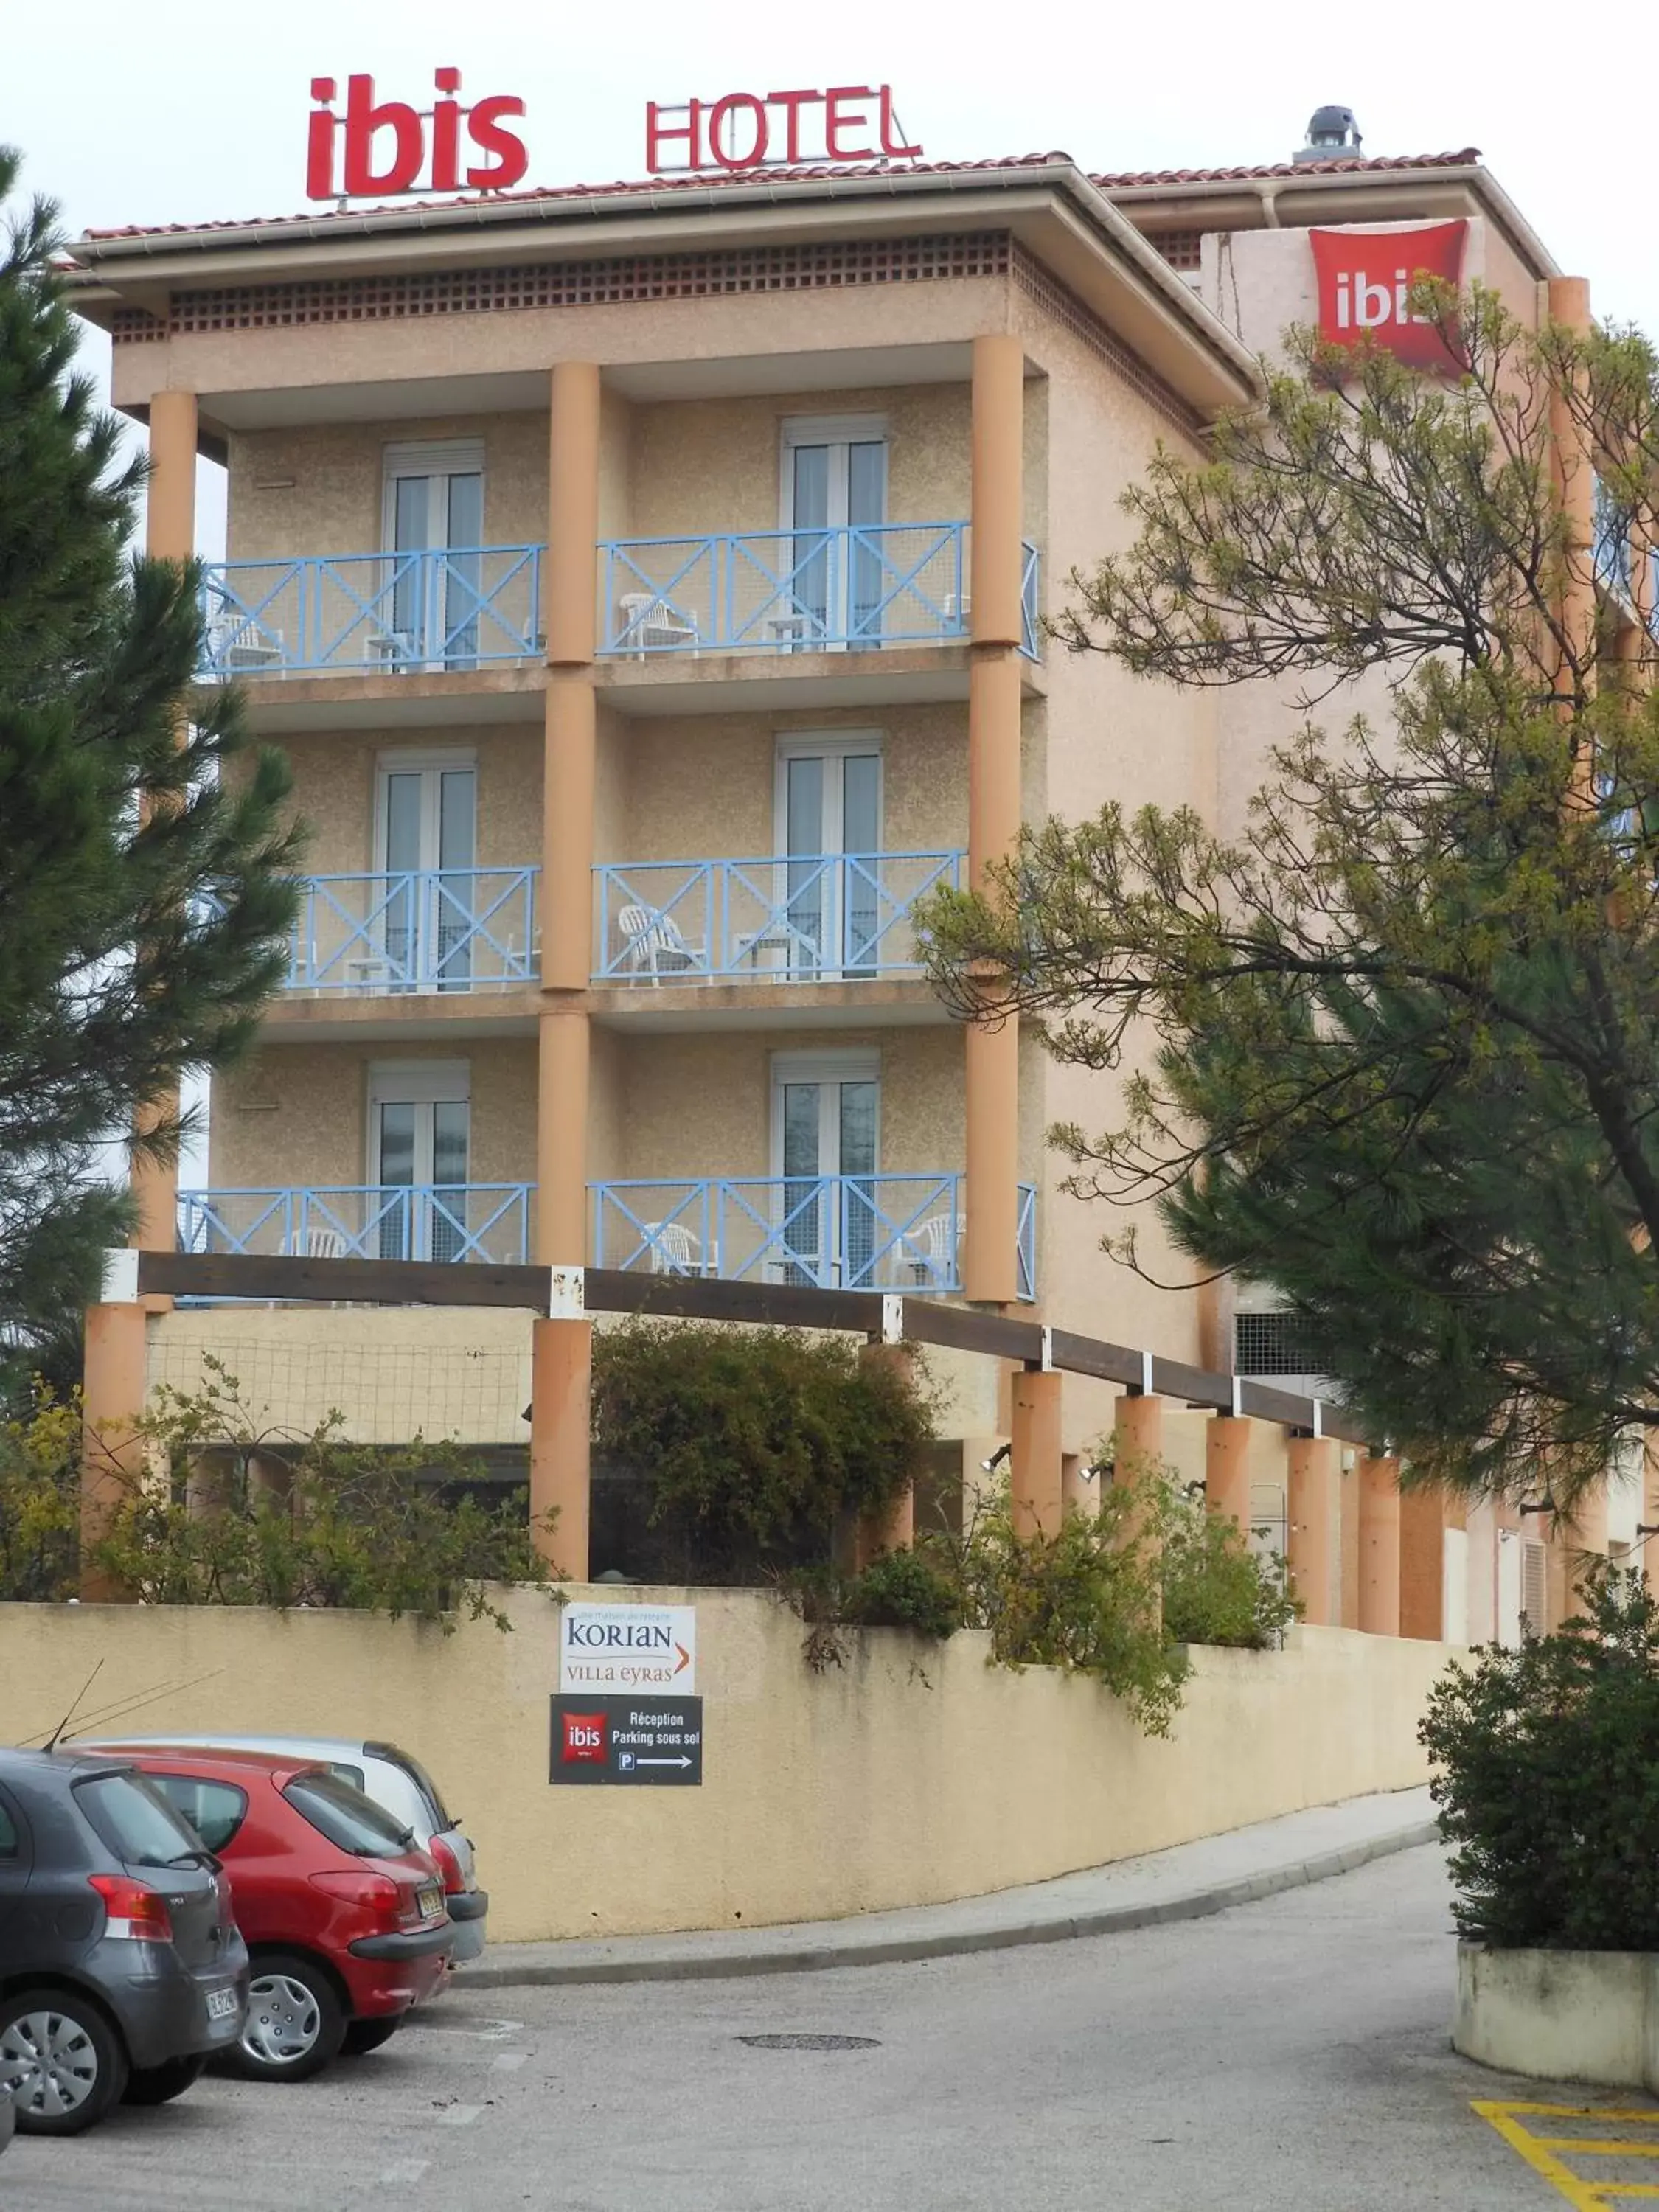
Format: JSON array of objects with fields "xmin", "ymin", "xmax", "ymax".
[
  {"xmin": 1161, "ymin": 1495, "xmax": 1298, "ymax": 1649},
  {"xmin": 1420, "ymin": 1571, "xmax": 1659, "ymax": 1950},
  {"xmin": 91, "ymin": 1363, "xmax": 554, "ymax": 1632},
  {"xmin": 591, "ymin": 1323, "xmax": 934, "ymax": 1583},
  {"xmin": 841, "ymin": 1547, "xmax": 964, "ymax": 1638},
  {"xmin": 0, "ymin": 1383, "xmax": 80, "ymax": 1601},
  {"xmin": 955, "ymin": 1486, "xmax": 1187, "ymax": 1736}
]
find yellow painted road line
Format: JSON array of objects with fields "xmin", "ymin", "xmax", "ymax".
[{"xmin": 1474, "ymin": 2101, "xmax": 1659, "ymax": 2210}]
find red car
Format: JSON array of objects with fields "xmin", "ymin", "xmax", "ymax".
[{"xmin": 102, "ymin": 1750, "xmax": 453, "ymax": 2082}]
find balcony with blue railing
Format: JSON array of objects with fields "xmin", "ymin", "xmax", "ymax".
[
  {"xmin": 593, "ymin": 852, "xmax": 961, "ymax": 986},
  {"xmin": 597, "ymin": 524, "xmax": 1040, "ymax": 660},
  {"xmin": 592, "ymin": 1175, "xmax": 1038, "ymax": 1300},
  {"xmin": 178, "ymin": 1184, "xmax": 532, "ymax": 1265},
  {"xmin": 282, "ymin": 869, "xmax": 538, "ymax": 995},
  {"xmin": 195, "ymin": 546, "xmax": 545, "ymax": 679}
]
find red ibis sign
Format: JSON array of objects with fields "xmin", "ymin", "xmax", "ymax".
[
  {"xmin": 1310, "ymin": 220, "xmax": 1469, "ymax": 371},
  {"xmin": 645, "ymin": 86, "xmax": 922, "ymax": 174},
  {"xmin": 306, "ymin": 70, "xmax": 529, "ymax": 200}
]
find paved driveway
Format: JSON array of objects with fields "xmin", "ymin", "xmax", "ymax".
[{"xmin": 0, "ymin": 1846, "xmax": 1633, "ymax": 2210}]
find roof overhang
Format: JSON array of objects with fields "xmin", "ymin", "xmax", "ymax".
[
  {"xmin": 1105, "ymin": 161, "xmax": 1557, "ymax": 284},
  {"xmin": 65, "ymin": 161, "xmax": 1262, "ymax": 420}
]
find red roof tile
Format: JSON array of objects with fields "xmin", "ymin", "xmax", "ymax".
[{"xmin": 75, "ymin": 147, "xmax": 1484, "ymax": 246}]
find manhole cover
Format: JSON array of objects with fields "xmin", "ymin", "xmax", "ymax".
[{"xmin": 736, "ymin": 2034, "xmax": 881, "ymax": 2051}]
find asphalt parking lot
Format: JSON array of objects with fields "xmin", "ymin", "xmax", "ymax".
[{"xmin": 0, "ymin": 1849, "xmax": 1645, "ymax": 2211}]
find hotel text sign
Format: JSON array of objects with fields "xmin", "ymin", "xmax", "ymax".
[
  {"xmin": 645, "ymin": 86, "xmax": 922, "ymax": 174},
  {"xmin": 306, "ymin": 70, "xmax": 529, "ymax": 200}
]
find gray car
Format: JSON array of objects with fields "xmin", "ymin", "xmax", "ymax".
[
  {"xmin": 80, "ymin": 1734, "xmax": 488, "ymax": 1963},
  {"xmin": 0, "ymin": 1749, "xmax": 248, "ymax": 2134}
]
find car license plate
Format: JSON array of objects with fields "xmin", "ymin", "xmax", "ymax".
[
  {"xmin": 418, "ymin": 1884, "xmax": 444, "ymax": 1921},
  {"xmin": 206, "ymin": 1986, "xmax": 240, "ymax": 2021}
]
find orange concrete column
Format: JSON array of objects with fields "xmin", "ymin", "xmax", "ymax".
[
  {"xmin": 970, "ymin": 333, "xmax": 1026, "ymax": 648},
  {"xmin": 546, "ymin": 362, "xmax": 601, "ymax": 664},
  {"xmin": 1399, "ymin": 1484, "xmax": 1450, "ymax": 1641},
  {"xmin": 1359, "ymin": 1455, "xmax": 1402, "ymax": 1635},
  {"xmin": 964, "ymin": 337, "xmax": 1025, "ymax": 1307},
  {"xmin": 855, "ymin": 1342, "xmax": 917, "ymax": 1565},
  {"xmin": 1339, "ymin": 1453, "xmax": 1362, "ymax": 1627},
  {"xmin": 1112, "ymin": 1390, "xmax": 1165, "ymax": 1481},
  {"xmin": 1009, "ymin": 1367, "xmax": 1063, "ymax": 1538},
  {"xmin": 1206, "ymin": 1416, "xmax": 1252, "ymax": 1536},
  {"xmin": 529, "ymin": 1314, "xmax": 591, "ymax": 1579},
  {"xmin": 541, "ymin": 675, "xmax": 597, "ymax": 994},
  {"xmin": 131, "ymin": 389, "xmax": 198, "ymax": 1261},
  {"xmin": 536, "ymin": 1009, "xmax": 590, "ymax": 1268},
  {"xmin": 80, "ymin": 1301, "xmax": 149, "ymax": 1600},
  {"xmin": 1545, "ymin": 1484, "xmax": 1607, "ymax": 1630},
  {"xmin": 1286, "ymin": 1436, "xmax": 1337, "ymax": 1627}
]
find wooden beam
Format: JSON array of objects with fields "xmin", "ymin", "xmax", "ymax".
[
  {"xmin": 136, "ymin": 1250, "xmax": 548, "ymax": 1309},
  {"xmin": 583, "ymin": 1270, "xmax": 883, "ymax": 1335},
  {"xmin": 900, "ymin": 1301, "xmax": 1043, "ymax": 1363}
]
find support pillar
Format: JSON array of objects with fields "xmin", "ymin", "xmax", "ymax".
[
  {"xmin": 530, "ymin": 361, "xmax": 602, "ymax": 1585},
  {"xmin": 963, "ymin": 334, "xmax": 1024, "ymax": 1307},
  {"xmin": 1399, "ymin": 1485, "xmax": 1449, "ymax": 1641},
  {"xmin": 1286, "ymin": 1436, "xmax": 1337, "ymax": 1627},
  {"xmin": 1547, "ymin": 276, "xmax": 1596, "ymax": 794},
  {"xmin": 529, "ymin": 1315, "xmax": 591, "ymax": 1579},
  {"xmin": 131, "ymin": 389, "xmax": 198, "ymax": 1263},
  {"xmin": 1340, "ymin": 1453, "xmax": 1362, "ymax": 1627},
  {"xmin": 1358, "ymin": 1455, "xmax": 1402, "ymax": 1635},
  {"xmin": 1206, "ymin": 1415, "xmax": 1252, "ymax": 1537},
  {"xmin": 855, "ymin": 1342, "xmax": 917, "ymax": 1566},
  {"xmin": 1111, "ymin": 1391, "xmax": 1165, "ymax": 1628},
  {"xmin": 1545, "ymin": 1484, "xmax": 1607, "ymax": 1630},
  {"xmin": 80, "ymin": 1301, "xmax": 148, "ymax": 1601},
  {"xmin": 1009, "ymin": 1367, "xmax": 1062, "ymax": 1538}
]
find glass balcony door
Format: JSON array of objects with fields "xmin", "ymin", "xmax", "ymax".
[
  {"xmin": 383, "ymin": 439, "xmax": 485, "ymax": 667},
  {"xmin": 772, "ymin": 1052, "xmax": 879, "ymax": 1287},
  {"xmin": 369, "ymin": 1064, "xmax": 470, "ymax": 1263},
  {"xmin": 776, "ymin": 737, "xmax": 882, "ymax": 976},
  {"xmin": 377, "ymin": 756, "xmax": 476, "ymax": 990},
  {"xmin": 782, "ymin": 417, "xmax": 887, "ymax": 647}
]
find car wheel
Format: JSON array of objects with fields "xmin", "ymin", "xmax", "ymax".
[
  {"xmin": 229, "ymin": 1955, "xmax": 345, "ymax": 2083},
  {"xmin": 340, "ymin": 2016, "xmax": 403, "ymax": 2056},
  {"xmin": 123, "ymin": 2053, "xmax": 206, "ymax": 2106},
  {"xmin": 0, "ymin": 1989, "xmax": 128, "ymax": 2136}
]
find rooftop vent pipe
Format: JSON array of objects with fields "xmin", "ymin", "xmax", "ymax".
[{"xmin": 1294, "ymin": 105, "xmax": 1363, "ymax": 162}]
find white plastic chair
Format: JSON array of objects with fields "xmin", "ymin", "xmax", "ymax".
[
  {"xmin": 642, "ymin": 1220, "xmax": 701, "ymax": 1276},
  {"xmin": 616, "ymin": 904, "xmax": 705, "ymax": 982},
  {"xmin": 617, "ymin": 591, "xmax": 698, "ymax": 655},
  {"xmin": 907, "ymin": 1211, "xmax": 964, "ymax": 1287},
  {"xmin": 207, "ymin": 613, "xmax": 284, "ymax": 672}
]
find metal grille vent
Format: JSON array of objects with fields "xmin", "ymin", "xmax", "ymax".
[{"xmin": 1234, "ymin": 1310, "xmax": 1327, "ymax": 1378}]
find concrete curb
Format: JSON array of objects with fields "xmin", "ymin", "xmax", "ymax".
[{"xmin": 458, "ymin": 1818, "xmax": 1438, "ymax": 1989}]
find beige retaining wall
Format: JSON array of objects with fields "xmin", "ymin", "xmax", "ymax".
[{"xmin": 1, "ymin": 1593, "xmax": 1447, "ymax": 1944}]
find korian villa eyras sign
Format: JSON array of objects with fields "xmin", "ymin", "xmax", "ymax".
[{"xmin": 302, "ymin": 72, "xmax": 923, "ymax": 201}]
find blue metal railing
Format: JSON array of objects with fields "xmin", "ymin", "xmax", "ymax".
[
  {"xmin": 195, "ymin": 545, "xmax": 545, "ymax": 678},
  {"xmin": 1593, "ymin": 479, "xmax": 1632, "ymax": 603},
  {"xmin": 591, "ymin": 1175, "xmax": 1037, "ymax": 1299},
  {"xmin": 283, "ymin": 869, "xmax": 538, "ymax": 994},
  {"xmin": 597, "ymin": 524, "xmax": 1041, "ymax": 659},
  {"xmin": 177, "ymin": 1185, "xmax": 531, "ymax": 1265},
  {"xmin": 593, "ymin": 851, "xmax": 961, "ymax": 984}
]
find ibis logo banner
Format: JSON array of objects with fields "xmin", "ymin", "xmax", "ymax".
[
  {"xmin": 559, "ymin": 1603, "xmax": 697, "ymax": 1694},
  {"xmin": 1310, "ymin": 220, "xmax": 1469, "ymax": 371}
]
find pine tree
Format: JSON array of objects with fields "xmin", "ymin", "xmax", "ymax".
[
  {"xmin": 921, "ymin": 287, "xmax": 1659, "ymax": 1503},
  {"xmin": 0, "ymin": 148, "xmax": 300, "ymax": 1388}
]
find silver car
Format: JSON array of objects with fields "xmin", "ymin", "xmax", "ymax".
[{"xmin": 77, "ymin": 1736, "xmax": 487, "ymax": 1964}]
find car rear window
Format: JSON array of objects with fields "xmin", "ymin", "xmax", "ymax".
[
  {"xmin": 372, "ymin": 1743, "xmax": 453, "ymax": 1829},
  {"xmin": 146, "ymin": 1775, "xmax": 249, "ymax": 1854},
  {"xmin": 284, "ymin": 1772, "xmax": 412, "ymax": 1857},
  {"xmin": 74, "ymin": 1770, "xmax": 203, "ymax": 1868}
]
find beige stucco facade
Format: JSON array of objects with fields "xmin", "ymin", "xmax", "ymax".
[{"xmin": 69, "ymin": 152, "xmax": 1563, "ymax": 1571}]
